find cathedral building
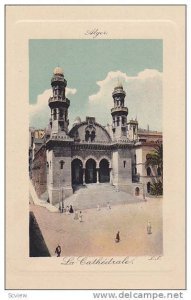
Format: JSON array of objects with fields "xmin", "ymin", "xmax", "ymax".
[{"xmin": 30, "ymin": 67, "xmax": 162, "ymax": 205}]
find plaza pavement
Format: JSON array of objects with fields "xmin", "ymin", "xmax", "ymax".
[{"xmin": 30, "ymin": 194, "xmax": 163, "ymax": 257}]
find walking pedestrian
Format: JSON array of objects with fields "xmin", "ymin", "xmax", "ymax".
[
  {"xmin": 66, "ymin": 206, "xmax": 70, "ymax": 215},
  {"xmin": 55, "ymin": 244, "xmax": 61, "ymax": 257},
  {"xmin": 79, "ymin": 211, "xmax": 83, "ymax": 222},
  {"xmin": 115, "ymin": 231, "xmax": 120, "ymax": 243},
  {"xmin": 74, "ymin": 210, "xmax": 78, "ymax": 220},
  {"xmin": 97, "ymin": 204, "xmax": 101, "ymax": 211},
  {"xmin": 107, "ymin": 202, "xmax": 111, "ymax": 210},
  {"xmin": 69, "ymin": 205, "xmax": 74, "ymax": 213},
  {"xmin": 147, "ymin": 221, "xmax": 152, "ymax": 234}
]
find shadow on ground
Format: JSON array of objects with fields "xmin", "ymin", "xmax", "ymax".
[{"xmin": 29, "ymin": 212, "xmax": 51, "ymax": 257}]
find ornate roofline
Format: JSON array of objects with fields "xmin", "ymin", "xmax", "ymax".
[{"xmin": 69, "ymin": 121, "xmax": 112, "ymax": 141}]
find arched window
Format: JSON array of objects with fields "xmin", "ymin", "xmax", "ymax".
[
  {"xmin": 123, "ymin": 160, "xmax": 126, "ymax": 168},
  {"xmin": 85, "ymin": 126, "xmax": 96, "ymax": 142},
  {"xmin": 60, "ymin": 160, "xmax": 64, "ymax": 169},
  {"xmin": 53, "ymin": 109, "xmax": 57, "ymax": 120},
  {"xmin": 117, "ymin": 117, "xmax": 120, "ymax": 126},
  {"xmin": 85, "ymin": 130, "xmax": 90, "ymax": 142},
  {"xmin": 46, "ymin": 162, "xmax": 49, "ymax": 174},
  {"xmin": 134, "ymin": 154, "xmax": 137, "ymax": 164},
  {"xmin": 135, "ymin": 187, "xmax": 140, "ymax": 196},
  {"xmin": 147, "ymin": 182, "xmax": 151, "ymax": 193},
  {"xmin": 157, "ymin": 167, "xmax": 161, "ymax": 176},
  {"xmin": 147, "ymin": 167, "xmax": 151, "ymax": 176},
  {"xmin": 59, "ymin": 109, "xmax": 64, "ymax": 119},
  {"xmin": 91, "ymin": 131, "xmax": 95, "ymax": 142}
]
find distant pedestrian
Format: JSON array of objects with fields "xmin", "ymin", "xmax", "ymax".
[
  {"xmin": 147, "ymin": 221, "xmax": 152, "ymax": 234},
  {"xmin": 55, "ymin": 244, "xmax": 61, "ymax": 257},
  {"xmin": 69, "ymin": 205, "xmax": 74, "ymax": 213},
  {"xmin": 66, "ymin": 206, "xmax": 70, "ymax": 215},
  {"xmin": 97, "ymin": 204, "xmax": 101, "ymax": 211},
  {"xmin": 115, "ymin": 231, "xmax": 120, "ymax": 243},
  {"xmin": 79, "ymin": 211, "xmax": 83, "ymax": 222},
  {"xmin": 74, "ymin": 210, "xmax": 78, "ymax": 220},
  {"xmin": 107, "ymin": 202, "xmax": 111, "ymax": 210}
]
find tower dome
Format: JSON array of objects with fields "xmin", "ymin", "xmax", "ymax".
[
  {"xmin": 112, "ymin": 84, "xmax": 126, "ymax": 97},
  {"xmin": 53, "ymin": 66, "xmax": 64, "ymax": 75},
  {"xmin": 114, "ymin": 83, "xmax": 123, "ymax": 90}
]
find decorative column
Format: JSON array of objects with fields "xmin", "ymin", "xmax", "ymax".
[
  {"xmin": 119, "ymin": 116, "xmax": 122, "ymax": 126},
  {"xmin": 109, "ymin": 168, "xmax": 113, "ymax": 184},
  {"xmin": 82, "ymin": 168, "xmax": 86, "ymax": 185},
  {"xmin": 96, "ymin": 168, "xmax": 100, "ymax": 184}
]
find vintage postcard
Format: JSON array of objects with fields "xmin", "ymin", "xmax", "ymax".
[{"xmin": 5, "ymin": 5, "xmax": 186, "ymax": 289}]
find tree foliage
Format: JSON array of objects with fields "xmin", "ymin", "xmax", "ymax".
[
  {"xmin": 150, "ymin": 180, "xmax": 163, "ymax": 196},
  {"xmin": 146, "ymin": 144, "xmax": 163, "ymax": 195}
]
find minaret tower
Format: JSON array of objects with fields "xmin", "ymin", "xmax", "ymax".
[
  {"xmin": 46, "ymin": 67, "xmax": 73, "ymax": 205},
  {"xmin": 111, "ymin": 84, "xmax": 128, "ymax": 140},
  {"xmin": 48, "ymin": 67, "xmax": 70, "ymax": 136}
]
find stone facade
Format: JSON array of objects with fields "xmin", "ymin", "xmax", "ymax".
[
  {"xmin": 30, "ymin": 67, "xmax": 163, "ymax": 205},
  {"xmin": 31, "ymin": 144, "xmax": 47, "ymax": 197}
]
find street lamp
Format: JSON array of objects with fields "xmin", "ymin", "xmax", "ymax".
[{"xmin": 61, "ymin": 187, "xmax": 64, "ymax": 213}]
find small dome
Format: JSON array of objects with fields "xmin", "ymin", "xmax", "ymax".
[
  {"xmin": 114, "ymin": 84, "xmax": 123, "ymax": 90},
  {"xmin": 73, "ymin": 116, "xmax": 81, "ymax": 126},
  {"xmin": 53, "ymin": 66, "xmax": 63, "ymax": 75}
]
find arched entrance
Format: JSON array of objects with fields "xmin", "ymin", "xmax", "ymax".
[
  {"xmin": 85, "ymin": 159, "xmax": 96, "ymax": 184},
  {"xmin": 72, "ymin": 159, "xmax": 83, "ymax": 185},
  {"xmin": 99, "ymin": 159, "xmax": 110, "ymax": 183}
]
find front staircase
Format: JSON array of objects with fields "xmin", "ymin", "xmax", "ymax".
[{"xmin": 64, "ymin": 183, "xmax": 142, "ymax": 210}]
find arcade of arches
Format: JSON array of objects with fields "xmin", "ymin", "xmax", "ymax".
[{"xmin": 71, "ymin": 158, "xmax": 110, "ymax": 185}]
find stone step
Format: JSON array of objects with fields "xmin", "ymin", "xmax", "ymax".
[
  {"xmin": 64, "ymin": 184, "xmax": 141, "ymax": 210},
  {"xmin": 73, "ymin": 183, "xmax": 117, "ymax": 193}
]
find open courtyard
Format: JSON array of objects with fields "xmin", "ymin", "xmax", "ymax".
[{"xmin": 30, "ymin": 193, "xmax": 163, "ymax": 257}]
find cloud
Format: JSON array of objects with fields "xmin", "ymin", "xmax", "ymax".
[
  {"xmin": 29, "ymin": 87, "xmax": 77, "ymax": 128},
  {"xmin": 87, "ymin": 69, "xmax": 162, "ymax": 131},
  {"xmin": 29, "ymin": 69, "xmax": 162, "ymax": 131}
]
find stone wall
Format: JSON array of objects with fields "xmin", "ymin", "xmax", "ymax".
[
  {"xmin": 32, "ymin": 145, "xmax": 47, "ymax": 197},
  {"xmin": 112, "ymin": 148, "xmax": 132, "ymax": 186},
  {"xmin": 47, "ymin": 145, "xmax": 73, "ymax": 205}
]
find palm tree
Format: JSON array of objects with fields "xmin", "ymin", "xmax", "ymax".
[
  {"xmin": 146, "ymin": 144, "xmax": 163, "ymax": 178},
  {"xmin": 145, "ymin": 144, "xmax": 163, "ymax": 195}
]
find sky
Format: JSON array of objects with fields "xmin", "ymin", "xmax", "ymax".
[{"xmin": 29, "ymin": 39, "xmax": 163, "ymax": 131}]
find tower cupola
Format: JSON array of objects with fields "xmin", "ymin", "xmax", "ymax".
[
  {"xmin": 48, "ymin": 67, "xmax": 70, "ymax": 135},
  {"xmin": 111, "ymin": 84, "xmax": 128, "ymax": 140}
]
